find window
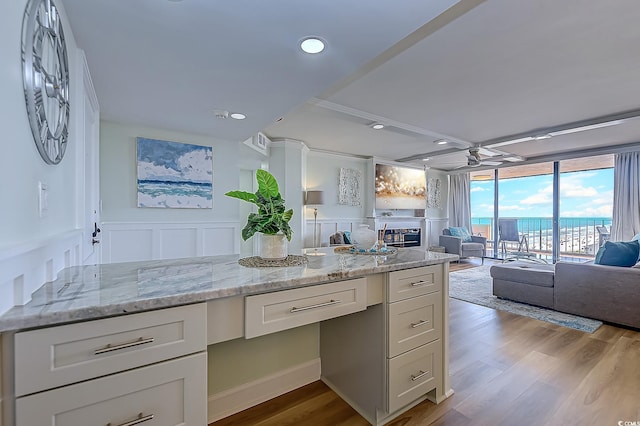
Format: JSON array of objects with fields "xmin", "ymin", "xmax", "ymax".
[{"xmin": 470, "ymin": 154, "xmax": 613, "ymax": 262}]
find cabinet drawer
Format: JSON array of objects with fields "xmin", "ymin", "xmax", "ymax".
[
  {"xmin": 15, "ymin": 352, "xmax": 207, "ymax": 426},
  {"xmin": 388, "ymin": 266, "xmax": 442, "ymax": 302},
  {"xmin": 388, "ymin": 292, "xmax": 442, "ymax": 358},
  {"xmin": 388, "ymin": 339, "xmax": 441, "ymax": 414},
  {"xmin": 245, "ymin": 278, "xmax": 367, "ymax": 338},
  {"xmin": 14, "ymin": 303, "xmax": 206, "ymax": 397}
]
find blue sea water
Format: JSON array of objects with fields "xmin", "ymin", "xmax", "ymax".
[
  {"xmin": 138, "ymin": 180, "xmax": 212, "ymax": 206},
  {"xmin": 471, "ymin": 217, "xmax": 611, "ymax": 233}
]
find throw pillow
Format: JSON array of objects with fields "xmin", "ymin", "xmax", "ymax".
[
  {"xmin": 343, "ymin": 231, "xmax": 352, "ymax": 244},
  {"xmin": 634, "ymin": 233, "xmax": 640, "ymax": 263},
  {"xmin": 448, "ymin": 227, "xmax": 472, "ymax": 242},
  {"xmin": 594, "ymin": 240, "xmax": 640, "ymax": 267}
]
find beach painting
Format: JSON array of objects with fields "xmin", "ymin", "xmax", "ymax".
[{"xmin": 137, "ymin": 137, "xmax": 213, "ymax": 208}]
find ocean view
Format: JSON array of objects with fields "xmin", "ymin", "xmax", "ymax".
[
  {"xmin": 471, "ymin": 216, "xmax": 612, "ymax": 255},
  {"xmin": 137, "ymin": 180, "xmax": 213, "ymax": 208},
  {"xmin": 472, "ymin": 217, "xmax": 612, "ymax": 233}
]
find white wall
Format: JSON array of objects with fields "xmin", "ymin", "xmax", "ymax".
[
  {"xmin": 99, "ymin": 121, "xmax": 268, "ymax": 262},
  {"xmin": 304, "ymin": 151, "xmax": 369, "ymax": 246},
  {"xmin": 100, "ymin": 121, "xmax": 246, "ymax": 222},
  {"xmin": 0, "ymin": 1, "xmax": 80, "ymax": 248},
  {"xmin": 306, "ymin": 151, "xmax": 369, "ymax": 220},
  {"xmin": 426, "ymin": 169, "xmax": 449, "ymax": 219},
  {"xmin": 0, "ymin": 1, "xmax": 87, "ymax": 312},
  {"xmin": 426, "ymin": 169, "xmax": 450, "ymax": 247}
]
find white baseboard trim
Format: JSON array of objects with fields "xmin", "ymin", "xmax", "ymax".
[{"xmin": 207, "ymin": 358, "xmax": 321, "ymax": 423}]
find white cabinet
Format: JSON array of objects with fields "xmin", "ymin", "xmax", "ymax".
[
  {"xmin": 245, "ymin": 278, "xmax": 367, "ymax": 338},
  {"xmin": 14, "ymin": 303, "xmax": 206, "ymax": 397},
  {"xmin": 385, "ymin": 266, "xmax": 443, "ymax": 415},
  {"xmin": 10, "ymin": 303, "xmax": 207, "ymax": 426},
  {"xmin": 320, "ymin": 265, "xmax": 446, "ymax": 426},
  {"xmin": 15, "ymin": 352, "xmax": 207, "ymax": 426}
]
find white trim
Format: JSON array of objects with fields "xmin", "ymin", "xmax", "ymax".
[
  {"xmin": 0, "ymin": 230, "xmax": 83, "ymax": 314},
  {"xmin": 207, "ymin": 358, "xmax": 321, "ymax": 423}
]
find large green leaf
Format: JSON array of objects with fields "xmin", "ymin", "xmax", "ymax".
[
  {"xmin": 224, "ymin": 190, "xmax": 257, "ymax": 204},
  {"xmin": 256, "ymin": 169, "xmax": 279, "ymax": 199}
]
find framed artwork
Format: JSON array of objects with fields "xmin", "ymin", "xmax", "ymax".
[
  {"xmin": 136, "ymin": 137, "xmax": 213, "ymax": 208},
  {"xmin": 427, "ymin": 177, "xmax": 442, "ymax": 208},
  {"xmin": 375, "ymin": 163, "xmax": 426, "ymax": 209},
  {"xmin": 338, "ymin": 167, "xmax": 361, "ymax": 206}
]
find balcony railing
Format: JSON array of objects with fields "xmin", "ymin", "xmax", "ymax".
[{"xmin": 471, "ymin": 217, "xmax": 611, "ymax": 259}]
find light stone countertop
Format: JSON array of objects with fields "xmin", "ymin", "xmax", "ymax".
[{"xmin": 0, "ymin": 248, "xmax": 458, "ymax": 332}]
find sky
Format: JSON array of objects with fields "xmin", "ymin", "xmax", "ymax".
[
  {"xmin": 137, "ymin": 138, "xmax": 213, "ymax": 184},
  {"xmin": 470, "ymin": 168, "xmax": 614, "ymax": 218}
]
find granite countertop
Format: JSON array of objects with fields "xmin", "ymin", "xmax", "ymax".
[{"xmin": 0, "ymin": 248, "xmax": 458, "ymax": 332}]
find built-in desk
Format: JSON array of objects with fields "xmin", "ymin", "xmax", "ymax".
[{"xmin": 0, "ymin": 248, "xmax": 457, "ymax": 425}]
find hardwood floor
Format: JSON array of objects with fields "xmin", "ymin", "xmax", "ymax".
[{"xmin": 211, "ymin": 288, "xmax": 640, "ymax": 426}]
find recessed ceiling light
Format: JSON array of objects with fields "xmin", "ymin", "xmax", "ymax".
[
  {"xmin": 300, "ymin": 37, "xmax": 325, "ymax": 54},
  {"xmin": 422, "ymin": 158, "xmax": 430, "ymax": 161},
  {"xmin": 434, "ymin": 139, "xmax": 448, "ymax": 145},
  {"xmin": 230, "ymin": 113, "xmax": 246, "ymax": 120},
  {"xmin": 370, "ymin": 123, "xmax": 385, "ymax": 130}
]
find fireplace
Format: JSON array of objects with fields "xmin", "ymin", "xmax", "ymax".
[{"xmin": 382, "ymin": 228, "xmax": 421, "ymax": 248}]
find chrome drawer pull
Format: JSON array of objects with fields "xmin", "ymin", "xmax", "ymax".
[
  {"xmin": 95, "ymin": 337, "xmax": 155, "ymax": 355},
  {"xmin": 410, "ymin": 370, "xmax": 430, "ymax": 382},
  {"xmin": 108, "ymin": 413, "xmax": 154, "ymax": 426},
  {"xmin": 290, "ymin": 299, "xmax": 341, "ymax": 313},
  {"xmin": 410, "ymin": 319, "xmax": 429, "ymax": 328},
  {"xmin": 410, "ymin": 280, "xmax": 426, "ymax": 287}
]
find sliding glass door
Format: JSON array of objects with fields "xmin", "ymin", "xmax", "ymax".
[
  {"xmin": 497, "ymin": 163, "xmax": 554, "ymax": 261},
  {"xmin": 470, "ymin": 171, "xmax": 495, "ymax": 256},
  {"xmin": 469, "ymin": 154, "xmax": 614, "ymax": 263},
  {"xmin": 558, "ymin": 155, "xmax": 614, "ymax": 260}
]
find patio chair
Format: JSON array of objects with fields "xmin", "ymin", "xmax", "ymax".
[
  {"xmin": 498, "ymin": 218, "xmax": 529, "ymax": 256},
  {"xmin": 596, "ymin": 226, "xmax": 610, "ymax": 247}
]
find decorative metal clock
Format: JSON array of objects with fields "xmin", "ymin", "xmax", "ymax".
[{"xmin": 22, "ymin": 0, "xmax": 70, "ymax": 165}]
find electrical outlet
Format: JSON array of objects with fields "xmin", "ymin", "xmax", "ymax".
[{"xmin": 38, "ymin": 182, "xmax": 48, "ymax": 217}]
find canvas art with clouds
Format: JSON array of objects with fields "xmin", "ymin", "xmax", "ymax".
[{"xmin": 136, "ymin": 137, "xmax": 213, "ymax": 208}]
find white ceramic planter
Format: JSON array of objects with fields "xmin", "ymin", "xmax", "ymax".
[{"xmin": 259, "ymin": 234, "xmax": 288, "ymax": 260}]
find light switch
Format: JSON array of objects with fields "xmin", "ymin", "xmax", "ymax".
[{"xmin": 39, "ymin": 182, "xmax": 48, "ymax": 217}]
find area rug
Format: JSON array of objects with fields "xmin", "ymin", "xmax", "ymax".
[{"xmin": 449, "ymin": 265, "xmax": 602, "ymax": 333}]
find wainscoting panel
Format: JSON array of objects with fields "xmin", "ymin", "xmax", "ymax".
[
  {"xmin": 107, "ymin": 228, "xmax": 154, "ymax": 263},
  {"xmin": 304, "ymin": 219, "xmax": 367, "ymax": 248},
  {"xmin": 427, "ymin": 218, "xmax": 449, "ymax": 247},
  {"xmin": 160, "ymin": 228, "xmax": 198, "ymax": 260},
  {"xmin": 203, "ymin": 227, "xmax": 237, "ymax": 256},
  {"xmin": 0, "ymin": 230, "xmax": 83, "ymax": 314},
  {"xmin": 101, "ymin": 222, "xmax": 240, "ymax": 264}
]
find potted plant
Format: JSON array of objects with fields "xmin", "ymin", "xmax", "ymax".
[{"xmin": 225, "ymin": 169, "xmax": 293, "ymax": 260}]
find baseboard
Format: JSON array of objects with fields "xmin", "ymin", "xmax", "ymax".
[{"xmin": 207, "ymin": 358, "xmax": 321, "ymax": 423}]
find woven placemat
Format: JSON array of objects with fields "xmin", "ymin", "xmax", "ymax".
[{"xmin": 238, "ymin": 255, "xmax": 309, "ymax": 268}]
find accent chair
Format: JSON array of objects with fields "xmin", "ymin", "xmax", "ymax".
[{"xmin": 439, "ymin": 228, "xmax": 486, "ymax": 264}]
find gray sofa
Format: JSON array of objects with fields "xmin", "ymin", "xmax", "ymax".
[{"xmin": 490, "ymin": 261, "xmax": 640, "ymax": 329}]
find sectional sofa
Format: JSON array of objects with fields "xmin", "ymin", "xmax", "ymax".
[{"xmin": 491, "ymin": 261, "xmax": 640, "ymax": 329}]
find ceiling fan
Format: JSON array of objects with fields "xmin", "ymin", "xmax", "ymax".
[{"xmin": 459, "ymin": 147, "xmax": 503, "ymax": 168}]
